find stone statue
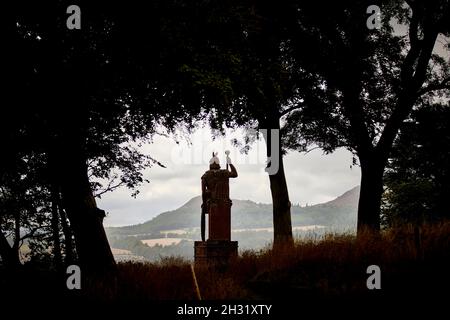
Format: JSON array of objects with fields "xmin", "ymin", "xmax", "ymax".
[{"xmin": 201, "ymin": 151, "xmax": 238, "ymax": 241}]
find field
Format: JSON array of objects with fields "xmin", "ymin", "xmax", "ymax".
[
  {"xmin": 233, "ymin": 225, "xmax": 326, "ymax": 233},
  {"xmin": 110, "ymin": 248, "xmax": 132, "ymax": 255},
  {"xmin": 141, "ymin": 238, "xmax": 188, "ymax": 247}
]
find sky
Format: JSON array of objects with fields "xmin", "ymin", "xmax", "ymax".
[{"xmin": 98, "ymin": 128, "xmax": 361, "ymax": 227}]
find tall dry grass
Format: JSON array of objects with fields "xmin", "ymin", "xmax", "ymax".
[{"xmin": 84, "ymin": 222, "xmax": 450, "ymax": 300}]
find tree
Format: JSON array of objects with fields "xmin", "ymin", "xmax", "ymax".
[
  {"xmin": 232, "ymin": 3, "xmax": 303, "ymax": 246},
  {"xmin": 280, "ymin": 0, "xmax": 450, "ymax": 232},
  {"xmin": 0, "ymin": 153, "xmax": 50, "ymax": 268},
  {"xmin": 173, "ymin": 1, "xmax": 310, "ymax": 246},
  {"xmin": 383, "ymin": 103, "xmax": 450, "ymax": 226},
  {"xmin": 5, "ymin": 1, "xmax": 208, "ymax": 272}
]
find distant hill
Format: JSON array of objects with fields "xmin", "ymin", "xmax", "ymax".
[
  {"xmin": 107, "ymin": 186, "xmax": 359, "ymax": 236},
  {"xmin": 322, "ymin": 186, "xmax": 360, "ymax": 208}
]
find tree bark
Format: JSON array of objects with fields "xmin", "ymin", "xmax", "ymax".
[
  {"xmin": 268, "ymin": 160, "xmax": 294, "ymax": 246},
  {"xmin": 357, "ymin": 155, "xmax": 385, "ymax": 233},
  {"xmin": 12, "ymin": 212, "xmax": 20, "ymax": 253},
  {"xmin": 262, "ymin": 120, "xmax": 293, "ymax": 247},
  {"xmin": 0, "ymin": 231, "xmax": 21, "ymax": 268},
  {"xmin": 58, "ymin": 205, "xmax": 75, "ymax": 265},
  {"xmin": 60, "ymin": 154, "xmax": 116, "ymax": 274},
  {"xmin": 49, "ymin": 140, "xmax": 116, "ymax": 274},
  {"xmin": 50, "ymin": 187, "xmax": 63, "ymax": 269}
]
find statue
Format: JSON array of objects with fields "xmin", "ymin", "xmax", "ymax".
[
  {"xmin": 195, "ymin": 150, "xmax": 239, "ymax": 266},
  {"xmin": 200, "ymin": 151, "xmax": 238, "ymax": 241}
]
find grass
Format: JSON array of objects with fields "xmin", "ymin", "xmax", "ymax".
[
  {"xmin": 101, "ymin": 222, "xmax": 450, "ymax": 301},
  {"xmin": 3, "ymin": 222, "xmax": 449, "ymax": 304}
]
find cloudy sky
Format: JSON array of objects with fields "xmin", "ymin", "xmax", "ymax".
[{"xmin": 98, "ymin": 128, "xmax": 361, "ymax": 227}]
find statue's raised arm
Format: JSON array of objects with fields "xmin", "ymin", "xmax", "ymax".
[
  {"xmin": 226, "ymin": 151, "xmax": 238, "ymax": 178},
  {"xmin": 228, "ymin": 163, "xmax": 238, "ymax": 178}
]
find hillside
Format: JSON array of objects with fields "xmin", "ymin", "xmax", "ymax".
[{"xmin": 107, "ymin": 186, "xmax": 360, "ymax": 236}]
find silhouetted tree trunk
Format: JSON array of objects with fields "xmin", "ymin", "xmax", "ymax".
[
  {"xmin": 50, "ymin": 187, "xmax": 63, "ymax": 269},
  {"xmin": 12, "ymin": 212, "xmax": 20, "ymax": 256},
  {"xmin": 58, "ymin": 205, "xmax": 75, "ymax": 265},
  {"xmin": 357, "ymin": 155, "xmax": 385, "ymax": 232},
  {"xmin": 0, "ymin": 231, "xmax": 21, "ymax": 268},
  {"xmin": 60, "ymin": 152, "xmax": 115, "ymax": 273},
  {"xmin": 262, "ymin": 118, "xmax": 293, "ymax": 247},
  {"xmin": 268, "ymin": 159, "xmax": 293, "ymax": 246},
  {"xmin": 49, "ymin": 137, "xmax": 115, "ymax": 274}
]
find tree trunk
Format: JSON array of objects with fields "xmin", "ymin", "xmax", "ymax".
[
  {"xmin": 0, "ymin": 231, "xmax": 21, "ymax": 268},
  {"xmin": 262, "ymin": 122, "xmax": 293, "ymax": 247},
  {"xmin": 58, "ymin": 205, "xmax": 75, "ymax": 265},
  {"xmin": 357, "ymin": 156, "xmax": 385, "ymax": 234},
  {"xmin": 59, "ymin": 153, "xmax": 116, "ymax": 274},
  {"xmin": 269, "ymin": 161, "xmax": 294, "ymax": 246},
  {"xmin": 50, "ymin": 140, "xmax": 116, "ymax": 274},
  {"xmin": 50, "ymin": 188, "xmax": 63, "ymax": 269},
  {"xmin": 13, "ymin": 212, "xmax": 20, "ymax": 253}
]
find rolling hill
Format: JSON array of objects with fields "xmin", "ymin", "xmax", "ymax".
[{"xmin": 107, "ymin": 186, "xmax": 360, "ymax": 237}]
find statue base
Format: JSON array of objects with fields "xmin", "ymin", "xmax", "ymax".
[{"xmin": 194, "ymin": 240, "xmax": 238, "ymax": 267}]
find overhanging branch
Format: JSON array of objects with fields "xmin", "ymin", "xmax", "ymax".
[
  {"xmin": 418, "ymin": 77, "xmax": 450, "ymax": 95},
  {"xmin": 280, "ymin": 104, "xmax": 303, "ymax": 117}
]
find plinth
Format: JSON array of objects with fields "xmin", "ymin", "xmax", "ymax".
[
  {"xmin": 208, "ymin": 199, "xmax": 232, "ymax": 241},
  {"xmin": 194, "ymin": 240, "xmax": 238, "ymax": 267}
]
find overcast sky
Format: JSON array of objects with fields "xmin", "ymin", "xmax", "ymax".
[{"xmin": 98, "ymin": 128, "xmax": 361, "ymax": 227}]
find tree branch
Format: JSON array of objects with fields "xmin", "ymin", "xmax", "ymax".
[
  {"xmin": 418, "ymin": 76, "xmax": 450, "ymax": 95},
  {"xmin": 94, "ymin": 180, "xmax": 126, "ymax": 198},
  {"xmin": 377, "ymin": 24, "xmax": 439, "ymax": 156},
  {"xmin": 16, "ymin": 226, "xmax": 42, "ymax": 251},
  {"xmin": 280, "ymin": 104, "xmax": 303, "ymax": 117},
  {"xmin": 303, "ymin": 146, "xmax": 321, "ymax": 154},
  {"xmin": 401, "ymin": 3, "xmax": 422, "ymax": 85}
]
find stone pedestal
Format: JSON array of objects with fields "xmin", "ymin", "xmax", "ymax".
[
  {"xmin": 208, "ymin": 200, "xmax": 232, "ymax": 241},
  {"xmin": 194, "ymin": 240, "xmax": 238, "ymax": 267}
]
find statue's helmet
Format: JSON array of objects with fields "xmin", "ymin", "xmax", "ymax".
[{"xmin": 209, "ymin": 152, "xmax": 220, "ymax": 170}]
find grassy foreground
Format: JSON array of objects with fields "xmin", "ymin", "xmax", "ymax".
[
  {"xmin": 2, "ymin": 222, "xmax": 449, "ymax": 305},
  {"xmin": 106, "ymin": 222, "xmax": 450, "ymax": 300}
]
